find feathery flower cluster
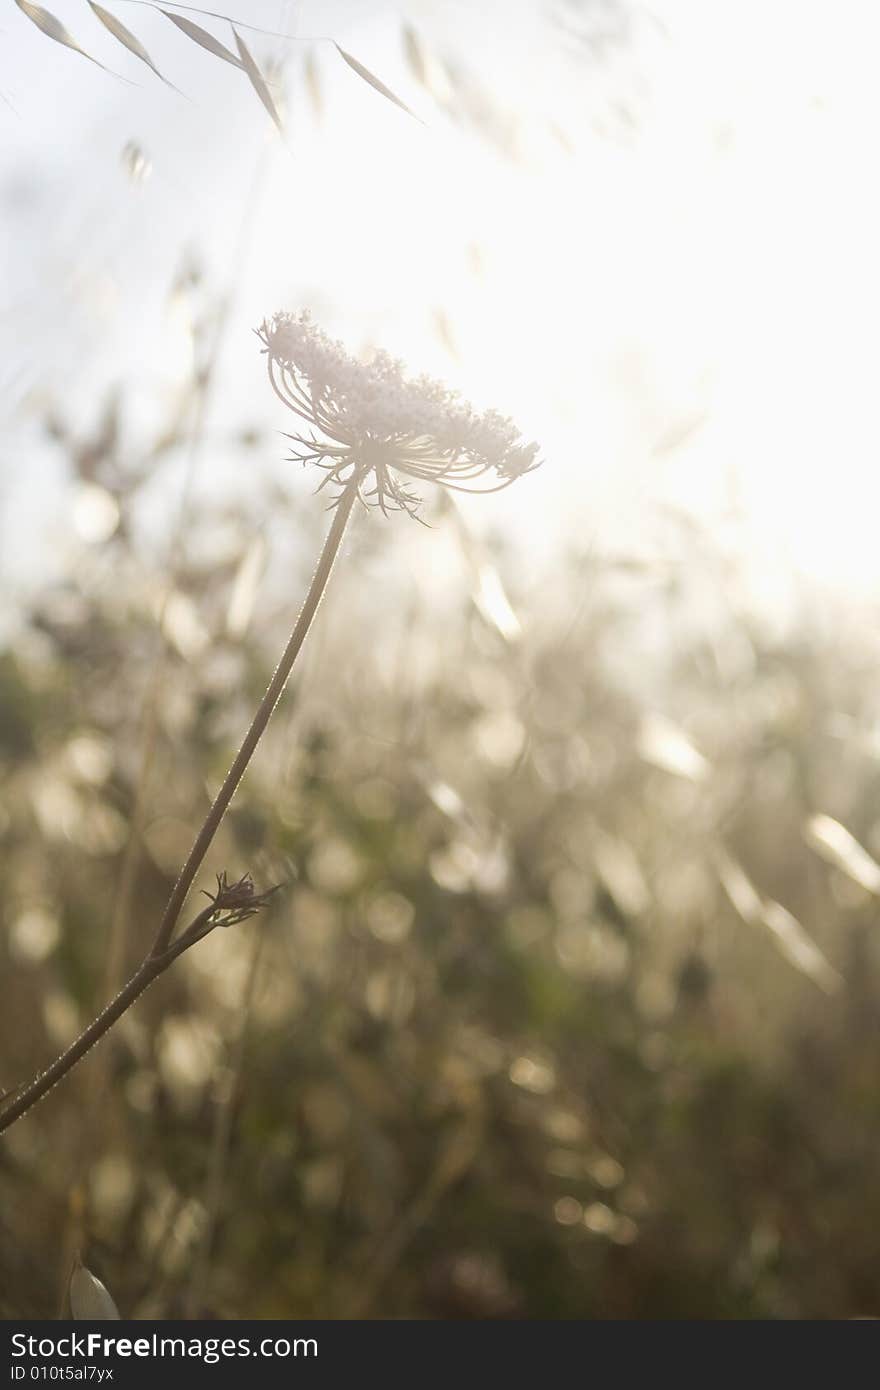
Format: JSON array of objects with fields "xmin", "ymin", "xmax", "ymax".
[{"xmin": 259, "ymin": 311, "xmax": 540, "ymax": 515}]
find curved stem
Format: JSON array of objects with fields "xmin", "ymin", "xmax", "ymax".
[
  {"xmin": 151, "ymin": 481, "xmax": 358, "ymax": 956},
  {"xmin": 0, "ymin": 483, "xmax": 359, "ymax": 1135},
  {"xmin": 0, "ymin": 959, "xmax": 163, "ymax": 1133}
]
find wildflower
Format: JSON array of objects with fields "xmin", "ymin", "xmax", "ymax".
[{"xmin": 259, "ymin": 311, "xmax": 540, "ymax": 516}]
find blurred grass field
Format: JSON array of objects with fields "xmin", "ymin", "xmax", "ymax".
[
  {"xmin": 3, "ymin": 395, "xmax": 880, "ymax": 1316},
  {"xmin": 3, "ymin": 0, "xmax": 880, "ymax": 1321}
]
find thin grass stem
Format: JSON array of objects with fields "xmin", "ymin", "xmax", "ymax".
[{"xmin": 0, "ymin": 480, "xmax": 359, "ymax": 1135}]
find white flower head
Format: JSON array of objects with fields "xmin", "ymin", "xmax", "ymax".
[{"xmin": 259, "ymin": 311, "xmax": 540, "ymax": 517}]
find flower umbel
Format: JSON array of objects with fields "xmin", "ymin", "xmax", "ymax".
[{"xmin": 259, "ymin": 311, "xmax": 540, "ymax": 516}]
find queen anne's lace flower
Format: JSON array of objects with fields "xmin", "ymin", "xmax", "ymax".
[{"xmin": 259, "ymin": 311, "xmax": 540, "ymax": 516}]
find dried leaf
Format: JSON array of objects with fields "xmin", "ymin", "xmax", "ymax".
[
  {"xmin": 161, "ymin": 11, "xmax": 243, "ymax": 70},
  {"xmin": 69, "ymin": 1256, "xmax": 120, "ymax": 1320},
  {"xmin": 88, "ymin": 3, "xmax": 177, "ymax": 88},
  {"xmin": 233, "ymin": 29, "xmax": 284, "ymax": 136},
  {"xmin": 335, "ymin": 44, "xmax": 423, "ymax": 123},
  {"xmin": 14, "ymin": 0, "xmax": 120, "ymax": 75}
]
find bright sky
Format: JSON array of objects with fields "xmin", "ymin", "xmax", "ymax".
[{"xmin": 2, "ymin": 0, "xmax": 880, "ymax": 616}]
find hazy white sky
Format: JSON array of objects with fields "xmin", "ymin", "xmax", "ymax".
[{"xmin": 3, "ymin": 0, "xmax": 880, "ymax": 614}]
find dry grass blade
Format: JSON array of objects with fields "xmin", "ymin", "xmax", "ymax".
[
  {"xmin": 638, "ymin": 713, "xmax": 709, "ymax": 782},
  {"xmin": 304, "ymin": 48, "xmax": 323, "ymax": 119},
  {"xmin": 715, "ymin": 850, "xmax": 763, "ymax": 924},
  {"xmin": 161, "ymin": 10, "xmax": 243, "ymax": 69},
  {"xmin": 805, "ymin": 813, "xmax": 880, "ymax": 894},
  {"xmin": 474, "ymin": 562, "xmax": 521, "ymax": 642},
  {"xmin": 68, "ymin": 1255, "xmax": 121, "ymax": 1320},
  {"xmin": 233, "ymin": 28, "xmax": 284, "ymax": 136},
  {"xmin": 126, "ymin": 2, "xmax": 318, "ymax": 44},
  {"xmin": 760, "ymin": 901, "xmax": 842, "ymax": 995},
  {"xmin": 334, "ymin": 43, "xmax": 423, "ymax": 123},
  {"xmin": 402, "ymin": 24, "xmax": 429, "ymax": 86},
  {"xmin": 14, "ymin": 0, "xmax": 123, "ymax": 75},
  {"xmin": 401, "ymin": 23, "xmax": 453, "ymax": 105},
  {"xmin": 88, "ymin": 2, "xmax": 179, "ymax": 89}
]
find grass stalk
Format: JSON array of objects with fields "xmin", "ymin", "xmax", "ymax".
[{"xmin": 0, "ymin": 481, "xmax": 359, "ymax": 1136}]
